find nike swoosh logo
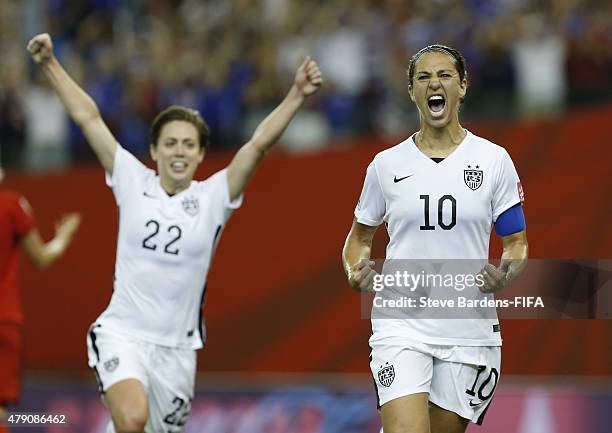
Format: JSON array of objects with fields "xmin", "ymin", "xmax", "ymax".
[
  {"xmin": 394, "ymin": 174, "xmax": 413, "ymax": 183},
  {"xmin": 469, "ymin": 400, "xmax": 481, "ymax": 407},
  {"xmin": 143, "ymin": 192, "xmax": 156, "ymax": 198}
]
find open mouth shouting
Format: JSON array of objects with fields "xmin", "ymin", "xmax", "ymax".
[{"xmin": 427, "ymin": 94, "xmax": 446, "ymax": 118}]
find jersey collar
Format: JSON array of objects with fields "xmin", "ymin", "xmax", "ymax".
[{"xmin": 408, "ymin": 129, "xmax": 472, "ymax": 167}]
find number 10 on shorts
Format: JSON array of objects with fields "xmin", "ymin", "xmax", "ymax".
[{"xmin": 465, "ymin": 365, "xmax": 499, "ymax": 406}]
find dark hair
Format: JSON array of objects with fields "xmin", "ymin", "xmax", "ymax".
[
  {"xmin": 150, "ymin": 106, "xmax": 210, "ymax": 149},
  {"xmin": 407, "ymin": 44, "xmax": 468, "ymax": 87}
]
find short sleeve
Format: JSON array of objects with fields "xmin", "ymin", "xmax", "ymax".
[
  {"xmin": 201, "ymin": 168, "xmax": 243, "ymax": 223},
  {"xmin": 13, "ymin": 196, "xmax": 36, "ymax": 237},
  {"xmin": 354, "ymin": 160, "xmax": 385, "ymax": 227},
  {"xmin": 492, "ymin": 149, "xmax": 523, "ymax": 222},
  {"xmin": 105, "ymin": 145, "xmax": 154, "ymax": 205}
]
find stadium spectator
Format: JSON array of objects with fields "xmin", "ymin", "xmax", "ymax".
[{"xmin": 0, "ymin": 0, "xmax": 610, "ymax": 165}]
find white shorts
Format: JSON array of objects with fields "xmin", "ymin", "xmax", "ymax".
[
  {"xmin": 369, "ymin": 337, "xmax": 501, "ymax": 425},
  {"xmin": 86, "ymin": 324, "xmax": 196, "ymax": 433}
]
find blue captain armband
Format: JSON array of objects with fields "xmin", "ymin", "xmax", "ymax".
[{"xmin": 494, "ymin": 203, "xmax": 526, "ymax": 236}]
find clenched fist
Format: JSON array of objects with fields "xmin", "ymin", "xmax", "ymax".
[
  {"xmin": 478, "ymin": 262, "xmax": 512, "ymax": 293},
  {"xmin": 348, "ymin": 258, "xmax": 378, "ymax": 293},
  {"xmin": 27, "ymin": 33, "xmax": 54, "ymax": 64},
  {"xmin": 294, "ymin": 56, "xmax": 323, "ymax": 97}
]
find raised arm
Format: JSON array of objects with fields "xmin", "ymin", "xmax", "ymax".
[
  {"xmin": 21, "ymin": 213, "xmax": 81, "ymax": 271},
  {"xmin": 226, "ymin": 57, "xmax": 322, "ymax": 201},
  {"xmin": 342, "ymin": 219, "xmax": 379, "ymax": 292},
  {"xmin": 27, "ymin": 33, "xmax": 117, "ymax": 174}
]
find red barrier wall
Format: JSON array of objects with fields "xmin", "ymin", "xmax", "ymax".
[{"xmin": 4, "ymin": 104, "xmax": 612, "ymax": 375}]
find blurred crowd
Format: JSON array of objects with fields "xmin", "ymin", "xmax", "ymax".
[{"xmin": 1, "ymin": 0, "xmax": 611, "ymax": 169}]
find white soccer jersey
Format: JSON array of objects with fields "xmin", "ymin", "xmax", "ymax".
[
  {"xmin": 355, "ymin": 130, "xmax": 523, "ymax": 346},
  {"xmin": 95, "ymin": 146, "xmax": 242, "ymax": 349}
]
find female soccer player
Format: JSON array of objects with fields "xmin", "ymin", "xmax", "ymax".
[
  {"xmin": 343, "ymin": 45, "xmax": 528, "ymax": 433},
  {"xmin": 27, "ymin": 33, "xmax": 322, "ymax": 433},
  {"xmin": 0, "ymin": 165, "xmax": 80, "ymax": 431}
]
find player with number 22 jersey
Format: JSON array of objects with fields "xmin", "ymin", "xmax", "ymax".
[{"xmin": 29, "ymin": 31, "xmax": 323, "ymax": 433}]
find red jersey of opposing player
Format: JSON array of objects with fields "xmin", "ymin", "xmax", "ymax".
[{"xmin": 0, "ymin": 190, "xmax": 35, "ymax": 325}]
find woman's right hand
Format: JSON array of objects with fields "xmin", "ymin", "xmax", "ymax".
[
  {"xmin": 348, "ymin": 258, "xmax": 378, "ymax": 293},
  {"xmin": 27, "ymin": 33, "xmax": 54, "ymax": 65}
]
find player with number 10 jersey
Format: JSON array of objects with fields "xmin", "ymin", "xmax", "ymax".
[
  {"xmin": 358, "ymin": 129, "xmax": 522, "ymax": 346},
  {"xmin": 343, "ymin": 45, "xmax": 528, "ymax": 433}
]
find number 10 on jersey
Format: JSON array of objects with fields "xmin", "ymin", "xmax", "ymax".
[{"xmin": 420, "ymin": 194, "xmax": 457, "ymax": 230}]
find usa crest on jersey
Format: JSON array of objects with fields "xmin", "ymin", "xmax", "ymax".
[
  {"xmin": 182, "ymin": 196, "xmax": 199, "ymax": 216},
  {"xmin": 464, "ymin": 165, "xmax": 483, "ymax": 190},
  {"xmin": 378, "ymin": 362, "xmax": 395, "ymax": 387},
  {"xmin": 104, "ymin": 356, "xmax": 120, "ymax": 372}
]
